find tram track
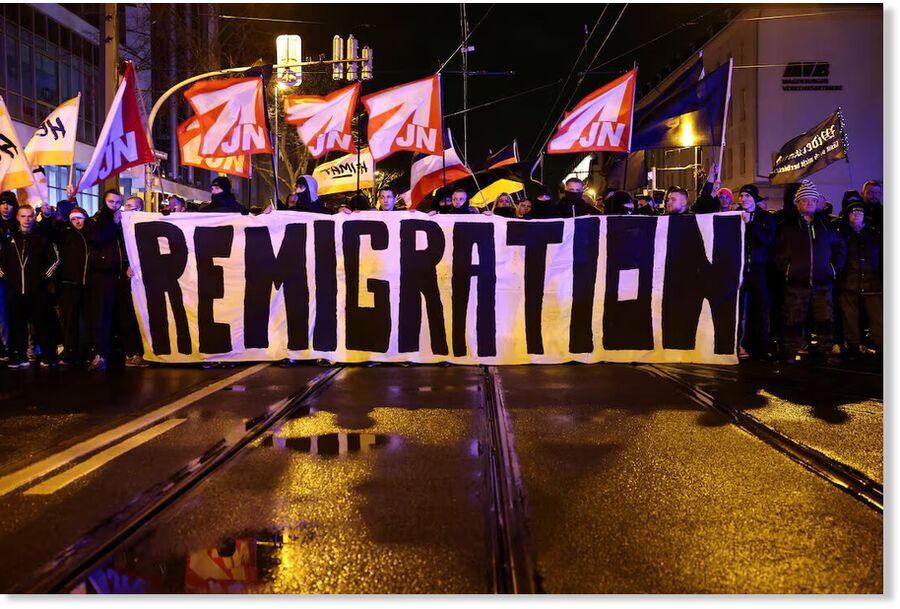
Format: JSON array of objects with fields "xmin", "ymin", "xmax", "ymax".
[
  {"xmin": 22, "ymin": 363, "xmax": 543, "ymax": 594},
  {"xmin": 642, "ymin": 364, "xmax": 883, "ymax": 514},
  {"xmin": 21, "ymin": 366, "xmax": 345, "ymax": 593},
  {"xmin": 481, "ymin": 366, "xmax": 541, "ymax": 593}
]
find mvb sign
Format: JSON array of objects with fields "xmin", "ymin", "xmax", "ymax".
[
  {"xmin": 123, "ymin": 211, "xmax": 744, "ymax": 366},
  {"xmin": 185, "ymin": 77, "xmax": 273, "ymax": 157},
  {"xmin": 547, "ymin": 68, "xmax": 637, "ymax": 154},
  {"xmin": 284, "ymin": 83, "xmax": 359, "ymax": 158},
  {"xmin": 363, "ymin": 75, "xmax": 443, "ymax": 161}
]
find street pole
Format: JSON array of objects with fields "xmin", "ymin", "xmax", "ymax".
[{"xmin": 100, "ymin": 3, "xmax": 120, "ymax": 197}]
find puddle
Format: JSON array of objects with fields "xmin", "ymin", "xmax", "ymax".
[
  {"xmin": 260, "ymin": 432, "xmax": 396, "ymax": 457},
  {"xmin": 70, "ymin": 529, "xmax": 312, "ymax": 594}
]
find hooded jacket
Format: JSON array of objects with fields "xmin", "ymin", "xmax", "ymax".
[
  {"xmin": 283, "ymin": 175, "xmax": 331, "ymax": 214},
  {"xmin": 774, "ymin": 213, "xmax": 846, "ymax": 287},
  {"xmin": 0, "ymin": 225, "xmax": 59, "ymax": 295}
]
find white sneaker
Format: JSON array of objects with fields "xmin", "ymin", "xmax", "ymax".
[{"xmin": 125, "ymin": 354, "xmax": 149, "ymax": 368}]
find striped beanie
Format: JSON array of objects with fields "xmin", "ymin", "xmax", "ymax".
[{"xmin": 794, "ymin": 179, "xmax": 819, "ymax": 202}]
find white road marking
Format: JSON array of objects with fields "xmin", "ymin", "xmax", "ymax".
[
  {"xmin": 0, "ymin": 363, "xmax": 269, "ymax": 497},
  {"xmin": 24, "ymin": 418, "xmax": 187, "ymax": 495}
]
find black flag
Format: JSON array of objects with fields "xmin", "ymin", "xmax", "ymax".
[{"xmin": 768, "ymin": 109, "xmax": 848, "ymax": 185}]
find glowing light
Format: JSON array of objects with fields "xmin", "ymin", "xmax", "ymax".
[{"xmin": 679, "ymin": 119, "xmax": 696, "ymax": 147}]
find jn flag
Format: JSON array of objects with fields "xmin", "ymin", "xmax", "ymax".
[
  {"xmin": 76, "ymin": 63, "xmax": 153, "ymax": 193},
  {"xmin": 284, "ymin": 83, "xmax": 360, "ymax": 159},
  {"xmin": 410, "ymin": 130, "xmax": 472, "ymax": 207},
  {"xmin": 631, "ymin": 60, "xmax": 730, "ymax": 150},
  {"xmin": 177, "ymin": 116, "xmax": 251, "ymax": 178},
  {"xmin": 362, "ymin": 75, "xmax": 443, "ymax": 161},
  {"xmin": 768, "ymin": 109, "xmax": 848, "ymax": 185},
  {"xmin": 25, "ymin": 94, "xmax": 81, "ymax": 167},
  {"xmin": 547, "ymin": 68, "xmax": 637, "ymax": 154},
  {"xmin": 184, "ymin": 77, "xmax": 272, "ymax": 158},
  {"xmin": 0, "ymin": 96, "xmax": 33, "ymax": 191}
]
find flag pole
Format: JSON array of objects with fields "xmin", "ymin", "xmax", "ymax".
[
  {"xmin": 716, "ymin": 57, "xmax": 734, "ymax": 187},
  {"xmin": 837, "ymin": 106, "xmax": 854, "ymax": 190}
]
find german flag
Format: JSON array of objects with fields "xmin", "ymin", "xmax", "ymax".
[{"xmin": 483, "ymin": 140, "xmax": 519, "ymax": 170}]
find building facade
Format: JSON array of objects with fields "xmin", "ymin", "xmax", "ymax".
[
  {"xmin": 593, "ymin": 5, "xmax": 882, "ymax": 213},
  {"xmin": 1, "ymin": 3, "xmax": 217, "ymax": 214}
]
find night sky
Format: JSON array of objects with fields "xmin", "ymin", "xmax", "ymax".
[{"xmin": 225, "ymin": 3, "xmax": 738, "ymax": 183}]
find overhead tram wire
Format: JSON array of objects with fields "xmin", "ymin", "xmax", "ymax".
[
  {"xmin": 585, "ymin": 7, "xmax": 725, "ymax": 72},
  {"xmin": 437, "ymin": 4, "xmax": 495, "ymax": 74},
  {"xmin": 525, "ymin": 6, "xmax": 608, "ymax": 159},
  {"xmin": 443, "ymin": 79, "xmax": 566, "ymax": 118},
  {"xmin": 531, "ymin": 3, "xmax": 629, "ymax": 160}
]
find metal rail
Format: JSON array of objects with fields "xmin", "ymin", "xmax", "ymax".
[
  {"xmin": 481, "ymin": 366, "xmax": 541, "ymax": 593},
  {"xmin": 643, "ymin": 364, "xmax": 883, "ymax": 513},
  {"xmin": 22, "ymin": 365, "xmax": 345, "ymax": 593}
]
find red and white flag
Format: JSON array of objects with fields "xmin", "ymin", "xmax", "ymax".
[
  {"xmin": 362, "ymin": 74, "xmax": 442, "ymax": 161},
  {"xmin": 547, "ymin": 67, "xmax": 638, "ymax": 154},
  {"xmin": 0, "ymin": 96, "xmax": 33, "ymax": 191},
  {"xmin": 25, "ymin": 94, "xmax": 80, "ymax": 167},
  {"xmin": 184, "ymin": 77, "xmax": 272, "ymax": 158},
  {"xmin": 409, "ymin": 130, "xmax": 472, "ymax": 208},
  {"xmin": 284, "ymin": 83, "xmax": 359, "ymax": 158},
  {"xmin": 177, "ymin": 116, "xmax": 251, "ymax": 178},
  {"xmin": 76, "ymin": 63, "xmax": 154, "ymax": 193}
]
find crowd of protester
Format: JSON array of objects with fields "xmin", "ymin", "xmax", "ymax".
[{"xmin": 0, "ymin": 168, "xmax": 882, "ymax": 369}]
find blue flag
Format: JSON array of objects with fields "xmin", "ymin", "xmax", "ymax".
[
  {"xmin": 633, "ymin": 57, "xmax": 704, "ymax": 126},
  {"xmin": 631, "ymin": 60, "xmax": 730, "ymax": 150}
]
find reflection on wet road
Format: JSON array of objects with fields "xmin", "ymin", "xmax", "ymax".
[
  {"xmin": 69, "ymin": 366, "xmax": 494, "ymax": 594},
  {"xmin": 24, "ymin": 362, "xmax": 879, "ymax": 594}
]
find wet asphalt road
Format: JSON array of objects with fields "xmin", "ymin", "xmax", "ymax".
[{"xmin": 0, "ymin": 360, "xmax": 883, "ymax": 593}]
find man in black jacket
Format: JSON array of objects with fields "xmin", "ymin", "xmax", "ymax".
[
  {"xmin": 201, "ymin": 176, "xmax": 248, "ymax": 214},
  {"xmin": 554, "ymin": 178, "xmax": 601, "ymax": 218},
  {"xmin": 736, "ymin": 184, "xmax": 777, "ymax": 359},
  {"xmin": 838, "ymin": 201, "xmax": 881, "ymax": 359},
  {"xmin": 86, "ymin": 189, "xmax": 145, "ymax": 370},
  {"xmin": 0, "ymin": 204, "xmax": 60, "ymax": 368},
  {"xmin": 0, "ymin": 191, "xmax": 16, "ymax": 360},
  {"xmin": 52, "ymin": 206, "xmax": 93, "ymax": 365},
  {"xmin": 774, "ymin": 180, "xmax": 847, "ymax": 363}
]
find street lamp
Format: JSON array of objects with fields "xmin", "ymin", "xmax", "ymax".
[{"xmin": 274, "ymin": 35, "xmax": 303, "ymax": 199}]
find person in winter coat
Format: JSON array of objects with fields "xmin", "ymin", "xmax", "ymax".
[
  {"xmin": 281, "ymin": 175, "xmax": 331, "ymax": 214},
  {"xmin": 0, "ymin": 204, "xmax": 60, "ymax": 367},
  {"xmin": 201, "ymin": 176, "xmax": 248, "ymax": 214},
  {"xmin": 50, "ymin": 206, "xmax": 93, "ymax": 365},
  {"xmin": 736, "ymin": 184, "xmax": 777, "ymax": 359},
  {"xmin": 861, "ymin": 179, "xmax": 882, "ymax": 231},
  {"xmin": 0, "ymin": 191, "xmax": 17, "ymax": 360},
  {"xmin": 85, "ymin": 189, "xmax": 145, "ymax": 371},
  {"xmin": 554, "ymin": 178, "xmax": 601, "ymax": 217},
  {"xmin": 605, "ymin": 191, "xmax": 635, "ymax": 215},
  {"xmin": 490, "ymin": 192, "xmax": 518, "ymax": 218},
  {"xmin": 446, "ymin": 189, "xmax": 478, "ymax": 214},
  {"xmin": 773, "ymin": 180, "xmax": 847, "ymax": 363},
  {"xmin": 837, "ymin": 201, "xmax": 882, "ymax": 359},
  {"xmin": 665, "ymin": 187, "xmax": 692, "ymax": 215}
]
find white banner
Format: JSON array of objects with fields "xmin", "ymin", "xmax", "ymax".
[{"xmin": 122, "ymin": 211, "xmax": 744, "ymax": 365}]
